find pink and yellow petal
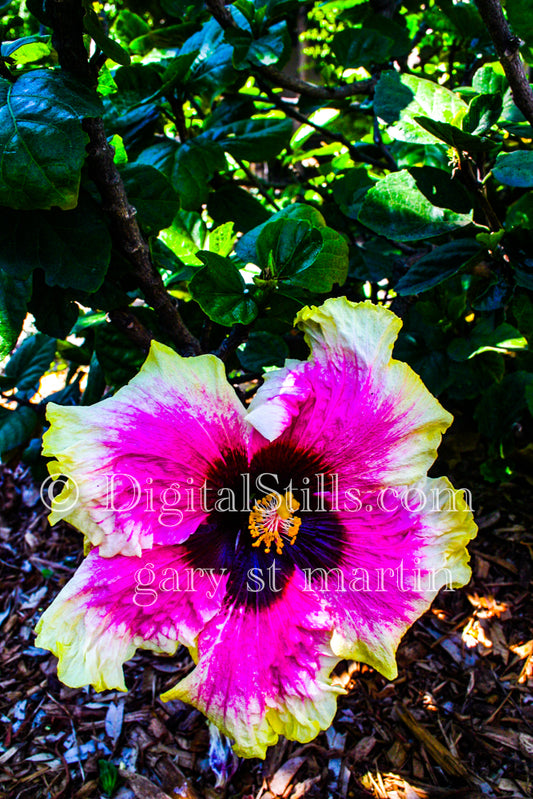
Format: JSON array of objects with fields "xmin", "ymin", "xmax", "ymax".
[
  {"xmin": 43, "ymin": 342, "xmax": 251, "ymax": 557},
  {"xmin": 161, "ymin": 574, "xmax": 343, "ymax": 758},
  {"xmin": 35, "ymin": 545, "xmax": 227, "ymax": 692},
  {"xmin": 247, "ymin": 299, "xmax": 452, "ymax": 489},
  {"xmin": 323, "ymin": 477, "xmax": 476, "ymax": 679}
]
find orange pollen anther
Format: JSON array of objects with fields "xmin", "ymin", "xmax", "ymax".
[{"xmin": 248, "ymin": 491, "xmax": 301, "ymax": 555}]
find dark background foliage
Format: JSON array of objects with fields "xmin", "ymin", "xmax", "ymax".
[{"xmin": 0, "ymin": 0, "xmax": 532, "ymax": 482}]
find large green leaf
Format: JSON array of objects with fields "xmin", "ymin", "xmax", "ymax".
[
  {"xmin": 505, "ymin": 0, "xmax": 533, "ymax": 50},
  {"xmin": 448, "ymin": 320, "xmax": 527, "ymax": 361},
  {"xmin": 138, "ymin": 138, "xmax": 226, "ymax": 210},
  {"xmin": 462, "ymin": 93, "xmax": 502, "ymax": 135},
  {"xmin": 0, "ymin": 70, "xmax": 103, "ymax": 210},
  {"xmin": 189, "ymin": 252, "xmax": 258, "ymax": 326},
  {"xmin": 358, "ymin": 170, "xmax": 473, "ymax": 241},
  {"xmin": 226, "ymin": 20, "xmax": 290, "ymax": 69},
  {"xmin": 120, "ymin": 164, "xmax": 179, "ymax": 235},
  {"xmin": 374, "ymin": 71, "xmax": 467, "ymax": 144},
  {"xmin": 0, "ymin": 192, "xmax": 111, "ymax": 292},
  {"xmin": 0, "ymin": 405, "xmax": 39, "ymax": 460},
  {"xmin": 472, "ymin": 63, "xmax": 507, "ymax": 96},
  {"xmin": 257, "ymin": 219, "xmax": 322, "ymax": 276},
  {"xmin": 493, "ymin": 151, "xmax": 533, "ymax": 187},
  {"xmin": 395, "ymin": 240, "xmax": 482, "ymax": 295},
  {"xmin": 475, "ymin": 371, "xmax": 533, "ymax": 454},
  {"xmin": 414, "ymin": 116, "xmax": 493, "ymax": 153},
  {"xmin": 83, "ymin": 8, "xmax": 131, "ymax": 66},
  {"xmin": 203, "ymin": 116, "xmax": 292, "ymax": 161},
  {"xmin": 94, "ymin": 321, "xmax": 145, "ymax": 388},
  {"xmin": 236, "ymin": 203, "xmax": 327, "ymax": 264},
  {"xmin": 180, "ymin": 19, "xmax": 238, "ymax": 102},
  {"xmin": 256, "ymin": 217, "xmax": 348, "ymax": 292},
  {"xmin": 0, "ymin": 36, "xmax": 52, "ymax": 65},
  {"xmin": 0, "ymin": 273, "xmax": 29, "ymax": 359},
  {"xmin": 332, "ymin": 27, "xmax": 393, "ymax": 68},
  {"xmin": 207, "ymin": 184, "xmax": 271, "ymax": 233},
  {"xmin": 159, "ymin": 209, "xmax": 207, "ymax": 266},
  {"xmin": 238, "ymin": 330, "xmax": 289, "ymax": 371},
  {"xmin": 0, "ymin": 333, "xmax": 56, "ymax": 393}
]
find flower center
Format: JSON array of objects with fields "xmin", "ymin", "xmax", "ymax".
[{"xmin": 248, "ymin": 491, "xmax": 301, "ymax": 555}]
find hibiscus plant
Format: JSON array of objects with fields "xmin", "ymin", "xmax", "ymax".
[{"xmin": 0, "ymin": 0, "xmax": 530, "ymax": 757}]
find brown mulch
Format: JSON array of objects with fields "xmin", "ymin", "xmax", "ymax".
[{"xmin": 0, "ymin": 453, "xmax": 532, "ymax": 799}]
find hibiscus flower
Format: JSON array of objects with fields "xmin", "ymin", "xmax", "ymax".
[{"xmin": 35, "ymin": 298, "xmax": 476, "ymax": 758}]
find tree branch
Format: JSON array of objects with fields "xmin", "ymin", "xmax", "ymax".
[
  {"xmin": 258, "ymin": 80, "xmax": 385, "ymax": 168},
  {"xmin": 215, "ymin": 324, "xmax": 251, "ymax": 362},
  {"xmin": 108, "ymin": 309, "xmax": 153, "ymax": 353},
  {"xmin": 84, "ymin": 120, "xmax": 202, "ymax": 356},
  {"xmin": 48, "ymin": 0, "xmax": 202, "ymax": 357},
  {"xmin": 475, "ymin": 0, "xmax": 533, "ymax": 127},
  {"xmin": 205, "ymin": 0, "xmax": 375, "ymax": 99}
]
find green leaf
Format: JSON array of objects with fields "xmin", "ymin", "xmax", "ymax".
[
  {"xmin": 374, "ymin": 71, "xmax": 468, "ymax": 144},
  {"xmin": 27, "ymin": 278, "xmax": 79, "ymax": 339},
  {"xmin": 139, "ymin": 139, "xmax": 226, "ymax": 210},
  {"xmin": 226, "ymin": 20, "xmax": 290, "ymax": 69},
  {"xmin": 0, "ymin": 36, "xmax": 52, "ymax": 65},
  {"xmin": 152, "ymin": 239, "xmax": 194, "ymax": 283},
  {"xmin": 207, "ymin": 222, "xmax": 237, "ymax": 256},
  {"xmin": 83, "ymin": 8, "xmax": 131, "ymax": 66},
  {"xmin": 189, "ymin": 252, "xmax": 258, "ymax": 326},
  {"xmin": 448, "ymin": 320, "xmax": 527, "ymax": 361},
  {"xmin": 0, "ymin": 70, "xmax": 102, "ymax": 210},
  {"xmin": 204, "ymin": 116, "xmax": 292, "ymax": 161},
  {"xmin": 0, "ymin": 192, "xmax": 112, "ymax": 292},
  {"xmin": 0, "ymin": 333, "xmax": 56, "ymax": 393},
  {"xmin": 493, "ymin": 151, "xmax": 533, "ymax": 187},
  {"xmin": 256, "ymin": 218, "xmax": 349, "ymax": 292},
  {"xmin": 235, "ymin": 202, "xmax": 326, "ymax": 264},
  {"xmin": 257, "ymin": 218, "xmax": 322, "ymax": 275},
  {"xmin": 173, "ymin": 140, "xmax": 227, "ymax": 208},
  {"xmin": 94, "ymin": 321, "xmax": 145, "ymax": 388},
  {"xmin": 505, "ymin": 0, "xmax": 533, "ymax": 50},
  {"xmin": 410, "ymin": 166, "xmax": 472, "ymax": 214},
  {"xmin": 472, "ymin": 63, "xmax": 506, "ymax": 96},
  {"xmin": 358, "ymin": 170, "xmax": 473, "ymax": 241},
  {"xmin": 475, "ymin": 229, "xmax": 505, "ymax": 249},
  {"xmin": 207, "ymin": 183, "xmax": 271, "ymax": 233},
  {"xmin": 0, "ymin": 273, "xmax": 29, "ymax": 359},
  {"xmin": 159, "ymin": 209, "xmax": 207, "ymax": 266},
  {"xmin": 81, "ymin": 354, "xmax": 106, "ymax": 406},
  {"xmin": 180, "ymin": 19, "xmax": 237, "ymax": 102},
  {"xmin": 110, "ymin": 134, "xmax": 128, "ymax": 166},
  {"xmin": 332, "ymin": 166, "xmax": 376, "ymax": 220},
  {"xmin": 396, "ymin": 240, "xmax": 482, "ymax": 295},
  {"xmin": 475, "ymin": 371, "xmax": 533, "ymax": 453},
  {"xmin": 238, "ymin": 330, "xmax": 289, "ymax": 371},
  {"xmin": 462, "ymin": 93, "xmax": 503, "ymax": 135},
  {"xmin": 332, "ymin": 27, "xmax": 393, "ymax": 69},
  {"xmin": 120, "ymin": 164, "xmax": 179, "ymax": 235},
  {"xmin": 0, "ymin": 406, "xmax": 39, "ymax": 460},
  {"xmin": 505, "ymin": 192, "xmax": 533, "ymax": 229},
  {"xmin": 113, "ymin": 9, "xmax": 150, "ymax": 45},
  {"xmin": 414, "ymin": 116, "xmax": 492, "ymax": 153},
  {"xmin": 129, "ymin": 23, "xmax": 198, "ymax": 56}
]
